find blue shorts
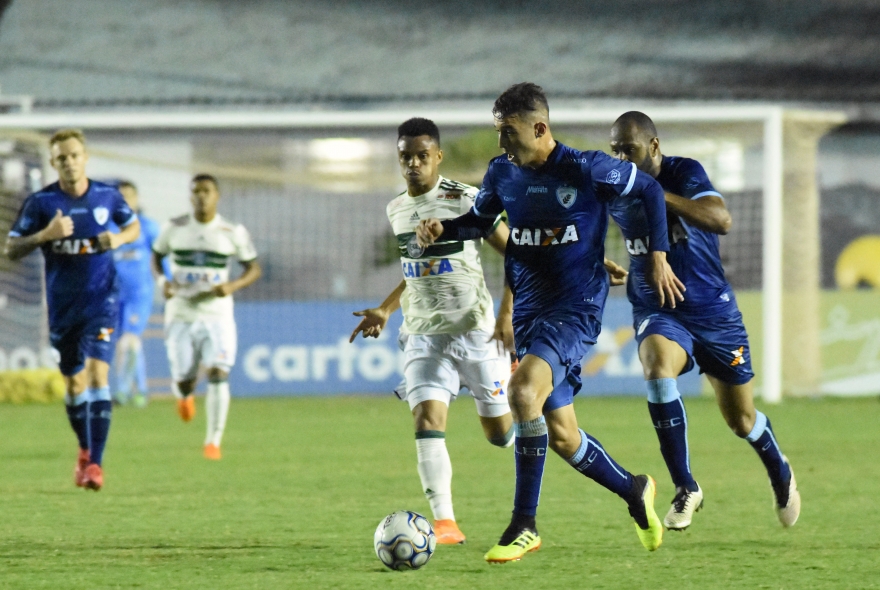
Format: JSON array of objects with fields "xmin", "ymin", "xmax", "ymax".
[
  {"xmin": 632, "ymin": 300, "xmax": 754, "ymax": 385},
  {"xmin": 514, "ymin": 308, "xmax": 601, "ymax": 413},
  {"xmin": 50, "ymin": 301, "xmax": 119, "ymax": 377},
  {"xmin": 118, "ymin": 292, "xmax": 153, "ymax": 336}
]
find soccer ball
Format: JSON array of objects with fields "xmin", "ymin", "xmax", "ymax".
[{"xmin": 374, "ymin": 510, "xmax": 436, "ymax": 570}]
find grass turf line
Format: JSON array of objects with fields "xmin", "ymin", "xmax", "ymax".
[{"xmin": 0, "ymin": 395, "xmax": 878, "ymax": 589}]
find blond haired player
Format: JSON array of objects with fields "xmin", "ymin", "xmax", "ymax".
[
  {"xmin": 350, "ymin": 118, "xmax": 514, "ymax": 545},
  {"xmin": 152, "ymin": 174, "xmax": 261, "ymax": 460}
]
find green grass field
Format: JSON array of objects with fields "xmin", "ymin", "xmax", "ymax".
[{"xmin": 2, "ymin": 395, "xmax": 879, "ymax": 589}]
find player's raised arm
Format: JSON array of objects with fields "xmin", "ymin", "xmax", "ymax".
[
  {"xmin": 349, "ymin": 279, "xmax": 405, "ymax": 343},
  {"xmin": 97, "ymin": 217, "xmax": 140, "ymax": 251},
  {"xmin": 5, "ymin": 208, "xmax": 74, "ymax": 261},
  {"xmin": 664, "ymin": 191, "xmax": 732, "ymax": 235}
]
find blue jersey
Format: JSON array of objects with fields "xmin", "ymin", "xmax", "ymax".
[
  {"xmin": 610, "ymin": 155, "xmax": 730, "ymax": 312},
  {"xmin": 474, "ymin": 143, "xmax": 670, "ymax": 321},
  {"xmin": 9, "ymin": 180, "xmax": 137, "ymax": 330},
  {"xmin": 113, "ymin": 213, "xmax": 160, "ymax": 300}
]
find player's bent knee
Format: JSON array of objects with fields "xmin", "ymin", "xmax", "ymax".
[
  {"xmin": 177, "ymin": 380, "xmax": 197, "ymax": 395},
  {"xmin": 206, "ymin": 368, "xmax": 228, "ymax": 383},
  {"xmin": 487, "ymin": 425, "xmax": 515, "ymax": 447}
]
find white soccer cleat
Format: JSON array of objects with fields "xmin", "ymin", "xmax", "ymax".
[
  {"xmin": 773, "ymin": 458, "xmax": 800, "ymax": 528},
  {"xmin": 663, "ymin": 484, "xmax": 704, "ymax": 531}
]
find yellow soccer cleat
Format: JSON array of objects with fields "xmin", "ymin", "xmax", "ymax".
[
  {"xmin": 484, "ymin": 529, "xmax": 541, "ymax": 563},
  {"xmin": 628, "ymin": 474, "xmax": 663, "ymax": 551}
]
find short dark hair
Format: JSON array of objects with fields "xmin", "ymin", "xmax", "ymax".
[
  {"xmin": 493, "ymin": 82, "xmax": 549, "ymax": 120},
  {"xmin": 614, "ymin": 111, "xmax": 658, "ymax": 139},
  {"xmin": 397, "ymin": 117, "xmax": 440, "ymax": 146},
  {"xmin": 191, "ymin": 173, "xmax": 219, "ymax": 190},
  {"xmin": 117, "ymin": 180, "xmax": 137, "ymax": 192}
]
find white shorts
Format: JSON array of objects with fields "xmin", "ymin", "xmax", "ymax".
[
  {"xmin": 165, "ymin": 319, "xmax": 237, "ymax": 382},
  {"xmin": 399, "ymin": 330, "xmax": 511, "ymax": 418}
]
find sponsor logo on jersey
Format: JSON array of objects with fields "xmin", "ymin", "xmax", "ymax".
[
  {"xmin": 176, "ymin": 270, "xmax": 223, "ymax": 285},
  {"xmin": 556, "ymin": 186, "xmax": 577, "ymax": 209},
  {"xmin": 510, "ymin": 225, "xmax": 579, "ymax": 246},
  {"xmin": 401, "ymin": 258, "xmax": 454, "ymax": 278},
  {"xmin": 51, "ymin": 237, "xmax": 100, "ymax": 255},
  {"xmin": 685, "ymin": 177, "xmax": 701, "ymax": 189},
  {"xmin": 637, "ymin": 317, "xmax": 651, "ymax": 336},
  {"xmin": 730, "ymin": 346, "xmax": 745, "ymax": 366},
  {"xmin": 491, "ymin": 379, "xmax": 507, "ymax": 397},
  {"xmin": 438, "ymin": 192, "xmax": 460, "ymax": 200},
  {"xmin": 97, "ymin": 327, "xmax": 114, "ymax": 342},
  {"xmin": 408, "ymin": 212, "xmax": 420, "ymax": 222},
  {"xmin": 526, "ymin": 185, "xmax": 548, "ymax": 194},
  {"xmin": 93, "ymin": 206, "xmax": 109, "ymax": 225},
  {"xmin": 626, "ymin": 224, "xmax": 688, "ymax": 255},
  {"xmin": 606, "ymin": 169, "xmax": 621, "ymax": 184},
  {"xmin": 720, "ymin": 292, "xmax": 730, "ymax": 302}
]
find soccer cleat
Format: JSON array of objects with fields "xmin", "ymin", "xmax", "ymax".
[
  {"xmin": 433, "ymin": 519, "xmax": 466, "ymax": 545},
  {"xmin": 74, "ymin": 449, "xmax": 90, "ymax": 487},
  {"xmin": 203, "ymin": 443, "xmax": 222, "ymax": 460},
  {"xmin": 484, "ymin": 528, "xmax": 541, "ymax": 563},
  {"xmin": 664, "ymin": 484, "xmax": 704, "ymax": 531},
  {"xmin": 82, "ymin": 463, "xmax": 103, "ymax": 491},
  {"xmin": 627, "ymin": 474, "xmax": 663, "ymax": 551},
  {"xmin": 177, "ymin": 395, "xmax": 196, "ymax": 422},
  {"xmin": 772, "ymin": 457, "xmax": 800, "ymax": 527},
  {"xmin": 132, "ymin": 393, "xmax": 148, "ymax": 408}
]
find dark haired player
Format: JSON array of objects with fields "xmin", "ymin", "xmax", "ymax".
[
  {"xmin": 152, "ymin": 174, "xmax": 261, "ymax": 460},
  {"xmin": 351, "ymin": 118, "xmax": 515, "ymax": 545},
  {"xmin": 608, "ymin": 111, "xmax": 800, "ymax": 530},
  {"xmin": 5, "ymin": 128, "xmax": 141, "ymax": 491},
  {"xmin": 417, "ymin": 83, "xmax": 683, "ymax": 562}
]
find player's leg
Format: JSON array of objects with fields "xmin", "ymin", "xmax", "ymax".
[
  {"xmin": 201, "ymin": 320, "xmax": 237, "ymax": 459},
  {"xmin": 483, "ymin": 353, "xmax": 553, "ymax": 562},
  {"xmin": 545, "ymin": 392, "xmax": 663, "ymax": 551},
  {"xmin": 455, "ymin": 331, "xmax": 514, "ymax": 448},
  {"xmin": 166, "ymin": 321, "xmax": 199, "ymax": 422},
  {"xmin": 638, "ymin": 325, "xmax": 703, "ymax": 530},
  {"xmin": 127, "ymin": 293, "xmax": 154, "ymax": 408},
  {"xmin": 112, "ymin": 300, "xmax": 132, "ymax": 405},
  {"xmin": 62, "ymin": 367, "xmax": 90, "ymax": 488},
  {"xmin": 403, "ymin": 335, "xmax": 463, "ymax": 542},
  {"xmin": 707, "ymin": 375, "xmax": 800, "ymax": 526}
]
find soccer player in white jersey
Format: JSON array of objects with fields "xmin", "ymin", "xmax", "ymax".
[
  {"xmin": 152, "ymin": 174, "xmax": 261, "ymax": 460},
  {"xmin": 350, "ymin": 118, "xmax": 514, "ymax": 545}
]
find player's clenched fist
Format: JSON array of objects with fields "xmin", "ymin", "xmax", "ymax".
[
  {"xmin": 42, "ymin": 209, "xmax": 74, "ymax": 241},
  {"xmin": 415, "ymin": 218, "xmax": 443, "ymax": 248}
]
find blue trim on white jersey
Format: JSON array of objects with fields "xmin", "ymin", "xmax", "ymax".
[{"xmin": 620, "ymin": 162, "xmax": 638, "ymax": 197}]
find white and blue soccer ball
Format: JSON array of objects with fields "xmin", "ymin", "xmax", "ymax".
[{"xmin": 374, "ymin": 510, "xmax": 436, "ymax": 570}]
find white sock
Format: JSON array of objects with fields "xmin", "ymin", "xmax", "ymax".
[
  {"xmin": 415, "ymin": 437, "xmax": 454, "ymax": 521},
  {"xmin": 206, "ymin": 381, "xmax": 230, "ymax": 447}
]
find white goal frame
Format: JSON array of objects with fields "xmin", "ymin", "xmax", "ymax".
[{"xmin": 0, "ymin": 104, "xmax": 788, "ymax": 401}]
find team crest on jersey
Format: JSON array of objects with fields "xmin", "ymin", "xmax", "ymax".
[
  {"xmin": 406, "ymin": 234, "xmax": 425, "ymax": 258},
  {"xmin": 93, "ymin": 206, "xmax": 109, "ymax": 225},
  {"xmin": 606, "ymin": 169, "xmax": 621, "ymax": 184},
  {"xmin": 556, "ymin": 186, "xmax": 577, "ymax": 209}
]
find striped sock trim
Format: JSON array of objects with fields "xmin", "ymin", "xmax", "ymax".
[
  {"xmin": 746, "ymin": 411, "xmax": 768, "ymax": 442},
  {"xmin": 415, "ymin": 430, "xmax": 446, "ymax": 440},
  {"xmin": 514, "ymin": 416, "xmax": 547, "ymax": 438}
]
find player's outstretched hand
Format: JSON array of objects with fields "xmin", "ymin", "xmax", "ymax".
[
  {"xmin": 42, "ymin": 209, "xmax": 74, "ymax": 241},
  {"xmin": 415, "ymin": 219, "xmax": 443, "ymax": 248},
  {"xmin": 350, "ymin": 307, "xmax": 390, "ymax": 343},
  {"xmin": 604, "ymin": 257, "xmax": 628, "ymax": 286},
  {"xmin": 648, "ymin": 251, "xmax": 685, "ymax": 309}
]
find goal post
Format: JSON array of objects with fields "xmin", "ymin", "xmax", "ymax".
[{"xmin": 0, "ymin": 103, "xmax": 846, "ymax": 401}]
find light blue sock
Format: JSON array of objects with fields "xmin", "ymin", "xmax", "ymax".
[{"xmin": 646, "ymin": 378, "xmax": 696, "ymax": 490}]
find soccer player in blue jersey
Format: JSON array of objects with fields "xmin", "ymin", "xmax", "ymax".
[
  {"xmin": 112, "ymin": 181, "xmax": 162, "ymax": 407},
  {"xmin": 4, "ymin": 129, "xmax": 141, "ymax": 491},
  {"xmin": 608, "ymin": 111, "xmax": 801, "ymax": 530},
  {"xmin": 416, "ymin": 83, "xmax": 684, "ymax": 562}
]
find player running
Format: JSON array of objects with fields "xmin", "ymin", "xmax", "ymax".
[
  {"xmin": 416, "ymin": 83, "xmax": 684, "ymax": 562},
  {"xmin": 608, "ymin": 111, "xmax": 800, "ymax": 530},
  {"xmin": 5, "ymin": 129, "xmax": 141, "ymax": 491},
  {"xmin": 112, "ymin": 181, "xmax": 163, "ymax": 407},
  {"xmin": 151, "ymin": 174, "xmax": 261, "ymax": 460},
  {"xmin": 350, "ymin": 118, "xmax": 515, "ymax": 545}
]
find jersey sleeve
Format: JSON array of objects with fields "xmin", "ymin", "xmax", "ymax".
[
  {"xmin": 677, "ymin": 159, "xmax": 722, "ymax": 200},
  {"xmin": 8, "ymin": 194, "xmax": 46, "ymax": 237},
  {"xmin": 111, "ymin": 190, "xmax": 137, "ymax": 227},
  {"xmin": 233, "ymin": 224, "xmax": 258, "ymax": 262},
  {"xmin": 590, "ymin": 151, "xmax": 638, "ymax": 202},
  {"xmin": 472, "ymin": 165, "xmax": 505, "ymax": 219},
  {"xmin": 152, "ymin": 223, "xmax": 172, "ymax": 255}
]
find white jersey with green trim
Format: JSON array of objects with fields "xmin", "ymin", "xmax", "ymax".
[
  {"xmin": 153, "ymin": 213, "xmax": 257, "ymax": 324},
  {"xmin": 387, "ymin": 176, "xmax": 498, "ymax": 335}
]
